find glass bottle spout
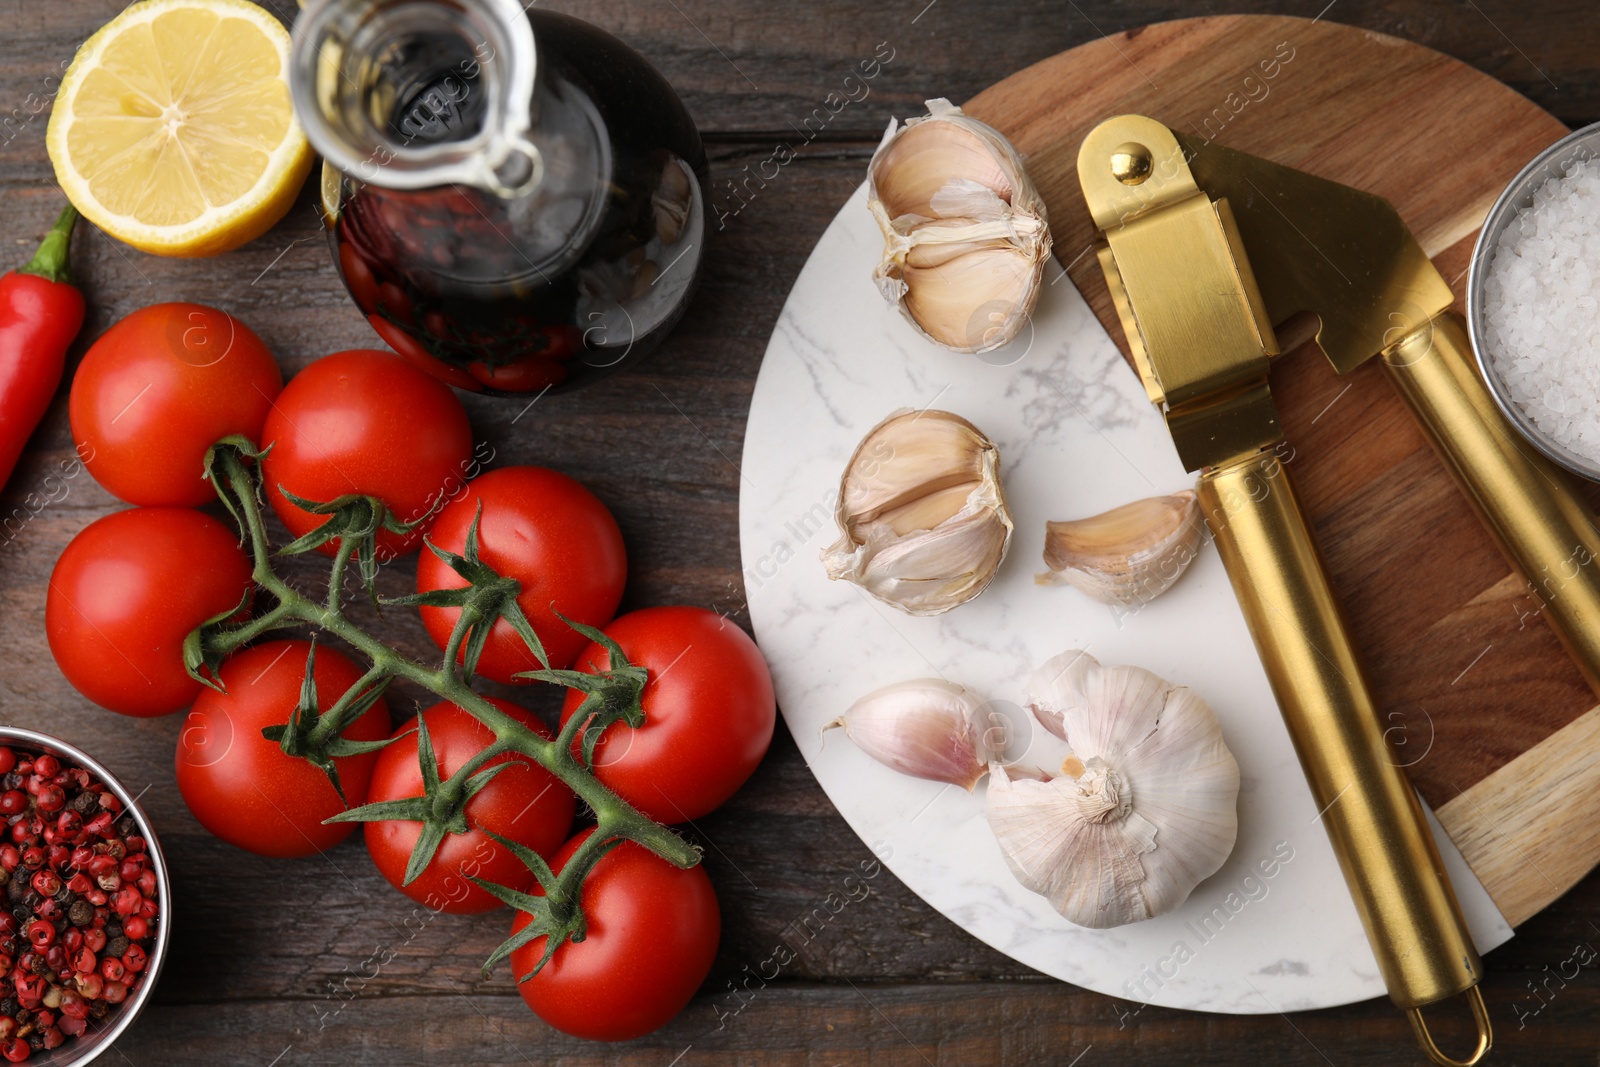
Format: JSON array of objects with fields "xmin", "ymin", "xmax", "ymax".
[{"xmin": 290, "ymin": 0, "xmax": 543, "ymax": 198}]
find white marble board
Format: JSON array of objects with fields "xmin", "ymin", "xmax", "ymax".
[{"xmin": 736, "ymin": 183, "xmax": 1512, "ymax": 1014}]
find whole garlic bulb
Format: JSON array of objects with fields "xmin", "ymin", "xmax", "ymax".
[
  {"xmin": 825, "ymin": 678, "xmax": 994, "ymax": 791},
  {"xmin": 987, "ymin": 651, "xmax": 1239, "ymax": 929},
  {"xmin": 868, "ymin": 99, "xmax": 1052, "ymax": 353},
  {"xmin": 820, "ymin": 409, "xmax": 1013, "ymax": 615}
]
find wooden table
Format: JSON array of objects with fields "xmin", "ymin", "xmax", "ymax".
[{"xmin": 5, "ymin": 1, "xmax": 1599, "ymax": 1063}]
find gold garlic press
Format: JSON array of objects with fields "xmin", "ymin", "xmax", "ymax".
[{"xmin": 1075, "ymin": 114, "xmax": 1600, "ymax": 1066}]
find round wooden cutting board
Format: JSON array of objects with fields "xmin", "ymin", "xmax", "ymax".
[{"xmin": 959, "ymin": 14, "xmax": 1598, "ymax": 929}]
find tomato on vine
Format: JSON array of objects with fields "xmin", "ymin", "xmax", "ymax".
[
  {"xmin": 508, "ymin": 829, "xmax": 719, "ymax": 1041},
  {"xmin": 69, "ymin": 302, "xmax": 282, "ymax": 506},
  {"xmin": 175, "ymin": 639, "xmax": 391, "ymax": 857},
  {"xmin": 46, "ymin": 507, "xmax": 254, "ymax": 717},
  {"xmin": 360, "ymin": 698, "xmax": 575, "ymax": 914},
  {"xmin": 415, "ymin": 466, "xmax": 626, "ymax": 677},
  {"xmin": 259, "ymin": 349, "xmax": 474, "ymax": 560},
  {"xmin": 559, "ymin": 607, "xmax": 775, "ymax": 823}
]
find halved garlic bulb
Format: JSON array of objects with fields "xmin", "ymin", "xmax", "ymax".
[
  {"xmin": 868, "ymin": 99, "xmax": 1051, "ymax": 353},
  {"xmin": 987, "ymin": 651, "xmax": 1239, "ymax": 929},
  {"xmin": 820, "ymin": 409, "xmax": 1012, "ymax": 615},
  {"xmin": 825, "ymin": 678, "xmax": 994, "ymax": 791},
  {"xmin": 1038, "ymin": 489, "xmax": 1204, "ymax": 606}
]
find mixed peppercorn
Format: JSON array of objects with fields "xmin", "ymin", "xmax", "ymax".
[{"xmin": 0, "ymin": 745, "xmax": 157, "ymax": 1061}]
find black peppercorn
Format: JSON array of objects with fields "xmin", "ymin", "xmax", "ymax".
[
  {"xmin": 106, "ymin": 935, "xmax": 129, "ymax": 958},
  {"xmin": 116, "ymin": 817, "xmax": 135, "ymax": 838},
  {"xmin": 0, "ymin": 868, "xmax": 8, "ymax": 888},
  {"xmin": 0, "ymin": 996, "xmax": 16, "ymax": 1016},
  {"xmin": 70, "ymin": 791, "xmax": 97, "ymax": 815},
  {"xmin": 67, "ymin": 900, "xmax": 93, "ymax": 927},
  {"xmin": 103, "ymin": 922, "xmax": 121, "ymax": 940}
]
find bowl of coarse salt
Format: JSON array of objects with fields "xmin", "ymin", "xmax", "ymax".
[{"xmin": 1471, "ymin": 121, "xmax": 1600, "ymax": 481}]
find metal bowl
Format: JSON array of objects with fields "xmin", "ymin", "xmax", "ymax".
[
  {"xmin": 0, "ymin": 728, "xmax": 170, "ymax": 1066},
  {"xmin": 1468, "ymin": 119, "xmax": 1600, "ymax": 482}
]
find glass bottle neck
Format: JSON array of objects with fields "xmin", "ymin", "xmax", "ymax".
[{"xmin": 290, "ymin": 0, "xmax": 543, "ymax": 197}]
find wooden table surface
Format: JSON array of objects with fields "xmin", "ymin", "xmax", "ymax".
[{"xmin": 4, "ymin": 1, "xmax": 1600, "ymax": 1064}]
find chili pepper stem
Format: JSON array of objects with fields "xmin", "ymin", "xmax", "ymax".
[{"xmin": 19, "ymin": 204, "xmax": 79, "ymax": 286}]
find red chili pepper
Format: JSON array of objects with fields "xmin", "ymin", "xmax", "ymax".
[{"xmin": 0, "ymin": 204, "xmax": 84, "ymax": 491}]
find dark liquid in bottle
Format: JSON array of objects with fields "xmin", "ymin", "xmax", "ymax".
[{"xmin": 327, "ymin": 12, "xmax": 708, "ymax": 394}]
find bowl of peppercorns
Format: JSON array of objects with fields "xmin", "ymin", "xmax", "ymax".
[{"xmin": 0, "ymin": 728, "xmax": 167, "ymax": 1064}]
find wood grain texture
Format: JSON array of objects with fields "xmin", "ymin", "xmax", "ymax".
[
  {"xmin": 1437, "ymin": 701, "xmax": 1600, "ymax": 927},
  {"xmin": 1, "ymin": 2, "xmax": 1598, "ymax": 1064}
]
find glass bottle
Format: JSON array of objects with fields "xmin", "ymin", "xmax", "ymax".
[{"xmin": 289, "ymin": 0, "xmax": 708, "ymax": 394}]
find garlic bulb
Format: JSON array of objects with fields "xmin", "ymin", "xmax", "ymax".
[
  {"xmin": 1038, "ymin": 490, "xmax": 1204, "ymax": 606},
  {"xmin": 987, "ymin": 651, "xmax": 1239, "ymax": 929},
  {"xmin": 820, "ymin": 409, "xmax": 1013, "ymax": 615},
  {"xmin": 868, "ymin": 99, "xmax": 1051, "ymax": 353},
  {"xmin": 825, "ymin": 678, "xmax": 994, "ymax": 790}
]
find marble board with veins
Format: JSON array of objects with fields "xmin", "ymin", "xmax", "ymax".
[{"xmin": 737, "ymin": 183, "xmax": 1512, "ymax": 1014}]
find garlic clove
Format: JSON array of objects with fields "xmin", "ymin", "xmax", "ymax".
[
  {"xmin": 1038, "ymin": 489, "xmax": 1204, "ymax": 607},
  {"xmin": 837, "ymin": 409, "xmax": 990, "ymax": 530},
  {"xmin": 987, "ymin": 650, "xmax": 1240, "ymax": 928},
  {"xmin": 825, "ymin": 678, "xmax": 994, "ymax": 791},
  {"xmin": 821, "ymin": 409, "xmax": 1013, "ymax": 616},
  {"xmin": 867, "ymin": 99, "xmax": 1051, "ymax": 354},
  {"xmin": 652, "ymin": 159, "xmax": 694, "ymax": 245},
  {"xmin": 871, "ymin": 119, "xmax": 1017, "ymax": 223},
  {"xmin": 902, "ymin": 241, "xmax": 1040, "ymax": 354}
]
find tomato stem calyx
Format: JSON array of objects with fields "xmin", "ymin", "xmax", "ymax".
[
  {"xmin": 384, "ymin": 503, "xmax": 550, "ymax": 680},
  {"xmin": 260, "ymin": 640, "xmax": 403, "ymax": 803},
  {"xmin": 327, "ymin": 712, "xmax": 514, "ymax": 885},
  {"xmin": 523, "ymin": 613, "xmax": 649, "ymax": 768}
]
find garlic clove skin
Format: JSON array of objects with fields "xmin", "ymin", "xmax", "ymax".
[
  {"xmin": 1038, "ymin": 490, "xmax": 1204, "ymax": 607},
  {"xmin": 987, "ymin": 650, "xmax": 1240, "ymax": 929},
  {"xmin": 825, "ymin": 678, "xmax": 994, "ymax": 791},
  {"xmin": 821, "ymin": 409, "xmax": 1013, "ymax": 616},
  {"xmin": 868, "ymin": 99, "xmax": 1051, "ymax": 354}
]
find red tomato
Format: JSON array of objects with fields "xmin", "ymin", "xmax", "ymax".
[
  {"xmin": 175, "ymin": 640, "xmax": 390, "ymax": 857},
  {"xmin": 510, "ymin": 829, "xmax": 719, "ymax": 1041},
  {"xmin": 260, "ymin": 349, "xmax": 474, "ymax": 559},
  {"xmin": 367, "ymin": 314, "xmax": 484, "ymax": 393},
  {"xmin": 559, "ymin": 608, "xmax": 774, "ymax": 823},
  {"xmin": 416, "ymin": 466, "xmax": 626, "ymax": 678},
  {"xmin": 363, "ymin": 698, "xmax": 574, "ymax": 914},
  {"xmin": 338, "ymin": 244, "xmax": 382, "ymax": 314},
  {"xmin": 466, "ymin": 358, "xmax": 568, "ymax": 393},
  {"xmin": 69, "ymin": 302, "xmax": 282, "ymax": 506},
  {"xmin": 46, "ymin": 508, "xmax": 253, "ymax": 717}
]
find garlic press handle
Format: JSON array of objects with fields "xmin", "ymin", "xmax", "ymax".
[
  {"xmin": 1200, "ymin": 449, "xmax": 1489, "ymax": 1064},
  {"xmin": 1387, "ymin": 312, "xmax": 1600, "ymax": 695}
]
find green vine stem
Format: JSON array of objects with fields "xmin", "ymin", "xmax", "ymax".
[{"xmin": 192, "ymin": 440, "xmax": 699, "ymax": 976}]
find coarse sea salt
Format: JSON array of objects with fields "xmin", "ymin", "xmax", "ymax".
[{"xmin": 1482, "ymin": 157, "xmax": 1600, "ymax": 464}]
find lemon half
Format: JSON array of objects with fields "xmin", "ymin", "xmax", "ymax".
[{"xmin": 47, "ymin": 0, "xmax": 313, "ymax": 257}]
